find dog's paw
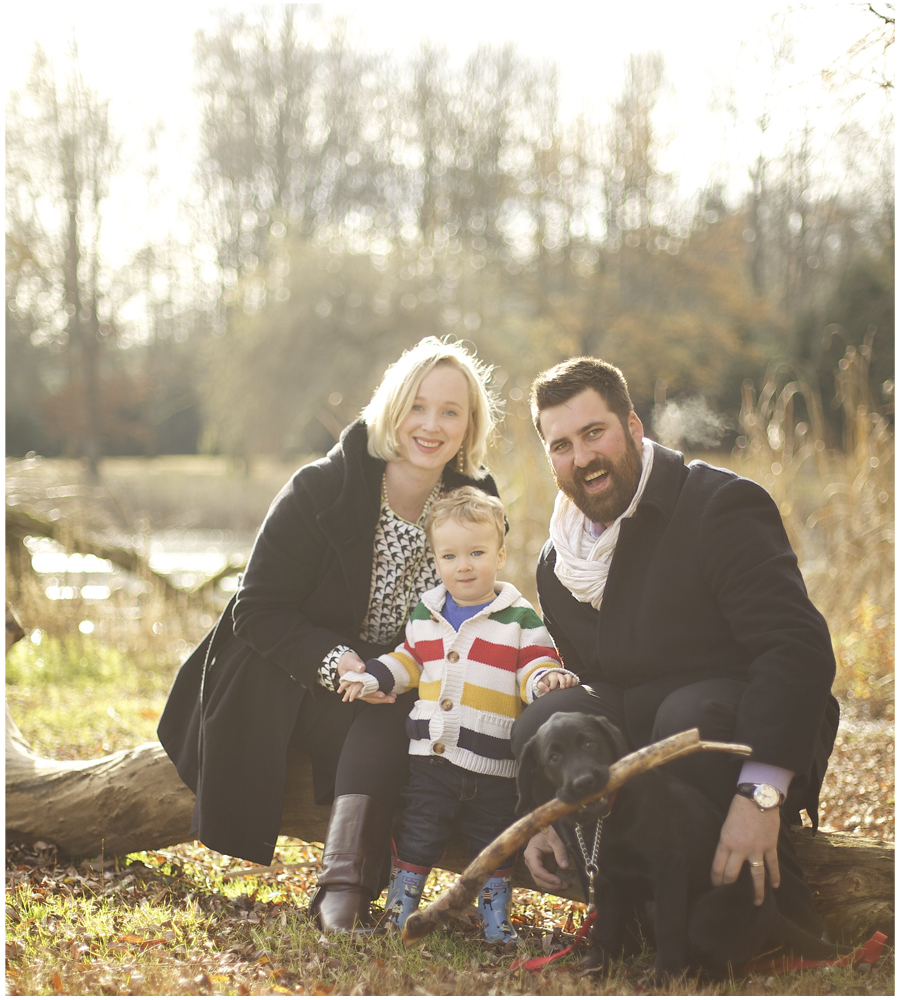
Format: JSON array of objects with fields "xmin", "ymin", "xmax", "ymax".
[{"xmin": 573, "ymin": 949, "xmax": 611, "ymax": 976}]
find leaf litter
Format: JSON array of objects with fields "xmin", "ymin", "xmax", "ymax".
[{"xmin": 5, "ymin": 708, "xmax": 893, "ymax": 996}]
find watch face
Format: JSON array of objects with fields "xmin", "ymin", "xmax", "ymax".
[{"xmin": 753, "ymin": 784, "xmax": 781, "ymax": 810}]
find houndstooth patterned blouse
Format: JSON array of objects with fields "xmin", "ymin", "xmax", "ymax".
[{"xmin": 316, "ymin": 482, "xmax": 442, "ymax": 692}]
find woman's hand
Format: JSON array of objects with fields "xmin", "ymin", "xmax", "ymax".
[
  {"xmin": 336, "ymin": 651, "xmax": 397, "ymax": 705},
  {"xmin": 523, "ymin": 826, "xmax": 573, "ymax": 891},
  {"xmin": 711, "ymin": 794, "xmax": 780, "ymax": 905}
]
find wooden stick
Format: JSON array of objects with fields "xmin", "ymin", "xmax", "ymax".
[{"xmin": 401, "ymin": 728, "xmax": 751, "ymax": 945}]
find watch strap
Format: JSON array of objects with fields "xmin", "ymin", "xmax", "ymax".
[{"xmin": 736, "ymin": 782, "xmax": 785, "ymax": 810}]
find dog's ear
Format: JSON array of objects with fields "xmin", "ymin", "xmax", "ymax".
[
  {"xmin": 517, "ymin": 736, "xmax": 556, "ymax": 814},
  {"xmin": 591, "ymin": 716, "xmax": 629, "ymax": 760},
  {"xmin": 515, "ymin": 735, "xmax": 539, "ymax": 814}
]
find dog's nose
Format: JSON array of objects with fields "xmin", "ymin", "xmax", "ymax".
[
  {"xmin": 571, "ymin": 773, "xmax": 602, "ymax": 795},
  {"xmin": 561, "ymin": 770, "xmax": 608, "ymax": 803}
]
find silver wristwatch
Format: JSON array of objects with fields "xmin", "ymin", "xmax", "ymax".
[{"xmin": 736, "ymin": 782, "xmax": 785, "ymax": 811}]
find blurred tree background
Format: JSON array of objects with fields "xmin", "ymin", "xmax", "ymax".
[{"xmin": 6, "ymin": 5, "xmax": 894, "ymax": 472}]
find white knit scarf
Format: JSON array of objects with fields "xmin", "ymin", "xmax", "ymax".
[{"xmin": 549, "ymin": 438, "xmax": 655, "ymax": 609}]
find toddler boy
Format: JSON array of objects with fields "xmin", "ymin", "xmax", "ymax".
[{"xmin": 339, "ymin": 487, "xmax": 578, "ymax": 942}]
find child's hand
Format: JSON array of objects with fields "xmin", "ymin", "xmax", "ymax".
[
  {"xmin": 336, "ymin": 653, "xmax": 395, "ymax": 705},
  {"xmin": 338, "ymin": 669, "xmax": 381, "ymax": 703},
  {"xmin": 535, "ymin": 670, "xmax": 578, "ymax": 694},
  {"xmin": 338, "ymin": 678, "xmax": 366, "ymax": 703}
]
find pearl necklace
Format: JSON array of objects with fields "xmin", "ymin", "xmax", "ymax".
[{"xmin": 382, "ymin": 474, "xmax": 443, "ymax": 526}]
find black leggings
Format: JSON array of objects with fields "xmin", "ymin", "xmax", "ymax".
[{"xmin": 291, "ymin": 688, "xmax": 417, "ymax": 811}]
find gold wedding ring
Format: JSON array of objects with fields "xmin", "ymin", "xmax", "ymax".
[{"xmin": 749, "ymin": 861, "xmax": 764, "ymax": 867}]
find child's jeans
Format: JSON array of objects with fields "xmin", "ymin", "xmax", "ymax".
[{"xmin": 396, "ymin": 756, "xmax": 517, "ymax": 869}]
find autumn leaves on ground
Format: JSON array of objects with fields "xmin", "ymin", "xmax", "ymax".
[
  {"xmin": 3, "ymin": 687, "xmax": 893, "ymax": 1000},
  {"xmin": 4, "ymin": 820, "xmax": 892, "ymax": 998}
]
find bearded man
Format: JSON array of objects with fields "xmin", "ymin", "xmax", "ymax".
[{"xmin": 512, "ymin": 356, "xmax": 839, "ymax": 937}]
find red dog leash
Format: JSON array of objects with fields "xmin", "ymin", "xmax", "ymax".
[
  {"xmin": 511, "ymin": 912, "xmax": 597, "ymax": 972},
  {"xmin": 741, "ymin": 930, "xmax": 888, "ymax": 973}
]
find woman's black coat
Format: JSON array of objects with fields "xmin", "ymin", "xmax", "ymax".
[{"xmin": 158, "ymin": 420, "xmax": 498, "ymax": 863}]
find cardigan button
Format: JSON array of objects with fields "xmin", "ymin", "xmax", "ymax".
[
  {"xmin": 447, "ymin": 651, "xmax": 460, "ymax": 663},
  {"xmin": 440, "ymin": 698, "xmax": 453, "ymax": 711},
  {"xmin": 430, "ymin": 614, "xmax": 439, "ymax": 622},
  {"xmin": 433, "ymin": 742, "xmax": 446, "ymax": 754}
]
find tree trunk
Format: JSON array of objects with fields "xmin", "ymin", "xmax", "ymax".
[
  {"xmin": 787, "ymin": 826, "xmax": 895, "ymax": 946},
  {"xmin": 6, "ymin": 711, "xmax": 892, "ymax": 944}
]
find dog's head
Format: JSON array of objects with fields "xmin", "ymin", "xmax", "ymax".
[{"xmin": 516, "ymin": 712, "xmax": 629, "ymax": 821}]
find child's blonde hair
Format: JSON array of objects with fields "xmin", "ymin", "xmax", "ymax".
[{"xmin": 425, "ymin": 486, "xmax": 507, "ymax": 548}]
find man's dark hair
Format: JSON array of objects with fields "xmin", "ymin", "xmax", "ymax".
[{"xmin": 530, "ymin": 357, "xmax": 635, "ymax": 439}]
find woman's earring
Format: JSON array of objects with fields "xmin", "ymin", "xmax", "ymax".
[{"xmin": 457, "ymin": 446, "xmax": 465, "ymax": 473}]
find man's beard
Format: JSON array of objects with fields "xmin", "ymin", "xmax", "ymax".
[{"xmin": 554, "ymin": 436, "xmax": 643, "ymax": 525}]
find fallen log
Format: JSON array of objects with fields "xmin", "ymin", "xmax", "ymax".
[
  {"xmin": 6, "ymin": 706, "xmax": 196, "ymax": 858},
  {"xmin": 5, "ymin": 716, "xmax": 893, "ymax": 943},
  {"xmin": 790, "ymin": 826, "xmax": 895, "ymax": 946}
]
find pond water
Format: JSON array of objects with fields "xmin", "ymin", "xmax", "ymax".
[{"xmin": 24, "ymin": 530, "xmax": 255, "ymax": 603}]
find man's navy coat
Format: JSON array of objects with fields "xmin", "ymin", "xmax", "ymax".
[{"xmin": 536, "ymin": 442, "xmax": 839, "ymax": 824}]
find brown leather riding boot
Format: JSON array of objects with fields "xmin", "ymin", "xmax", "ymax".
[{"xmin": 308, "ymin": 794, "xmax": 390, "ymax": 934}]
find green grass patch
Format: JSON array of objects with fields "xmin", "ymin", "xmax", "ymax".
[{"xmin": 6, "ymin": 633, "xmax": 174, "ymax": 758}]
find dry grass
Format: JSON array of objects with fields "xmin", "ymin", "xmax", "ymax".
[{"xmin": 731, "ymin": 346, "xmax": 894, "ymax": 719}]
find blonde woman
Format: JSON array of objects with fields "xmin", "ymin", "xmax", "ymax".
[{"xmin": 159, "ymin": 338, "xmax": 501, "ymax": 934}]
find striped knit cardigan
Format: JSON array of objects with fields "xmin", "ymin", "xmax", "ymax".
[{"xmin": 357, "ymin": 581, "xmax": 577, "ymax": 778}]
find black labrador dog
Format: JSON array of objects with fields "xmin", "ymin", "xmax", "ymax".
[{"xmin": 517, "ymin": 712, "xmax": 845, "ymax": 978}]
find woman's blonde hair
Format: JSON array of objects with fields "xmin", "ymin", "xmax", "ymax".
[{"xmin": 363, "ymin": 337, "xmax": 499, "ymax": 479}]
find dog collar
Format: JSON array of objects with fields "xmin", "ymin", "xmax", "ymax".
[{"xmin": 575, "ymin": 788, "xmax": 618, "ymax": 912}]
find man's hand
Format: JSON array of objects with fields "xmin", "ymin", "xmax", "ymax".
[
  {"xmin": 711, "ymin": 794, "xmax": 780, "ymax": 905},
  {"xmin": 336, "ymin": 651, "xmax": 396, "ymax": 705},
  {"xmin": 535, "ymin": 670, "xmax": 579, "ymax": 694},
  {"xmin": 523, "ymin": 826, "xmax": 573, "ymax": 891}
]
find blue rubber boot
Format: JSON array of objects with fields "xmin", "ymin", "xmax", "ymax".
[
  {"xmin": 478, "ymin": 869, "xmax": 518, "ymax": 943},
  {"xmin": 383, "ymin": 858, "xmax": 430, "ymax": 930}
]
